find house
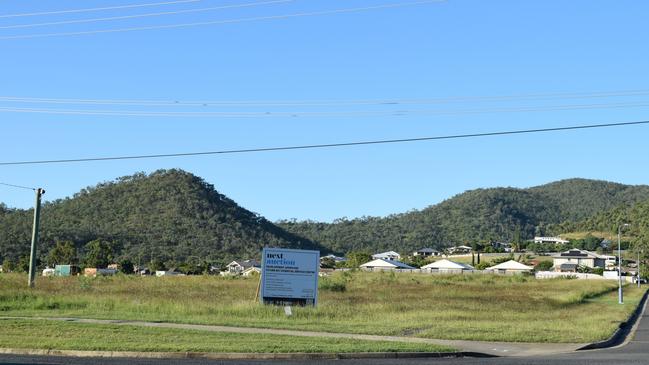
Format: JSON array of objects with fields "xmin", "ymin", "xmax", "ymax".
[
  {"xmin": 225, "ymin": 259, "xmax": 260, "ymax": 275},
  {"xmin": 371, "ymin": 251, "xmax": 401, "ymax": 261},
  {"xmin": 533, "ymin": 236, "xmax": 569, "ymax": 244},
  {"xmin": 242, "ymin": 267, "xmax": 261, "ymax": 277},
  {"xmin": 485, "ymin": 260, "xmax": 533, "ymax": 274},
  {"xmin": 360, "ymin": 259, "xmax": 415, "ymax": 271},
  {"xmin": 552, "ymin": 248, "xmax": 610, "ymax": 272},
  {"xmin": 320, "ymin": 254, "xmax": 347, "ymax": 263},
  {"xmin": 413, "ymin": 248, "xmax": 441, "ymax": 257},
  {"xmin": 420, "ymin": 259, "xmax": 474, "ymax": 273},
  {"xmin": 42, "ymin": 267, "xmax": 55, "ymax": 277},
  {"xmin": 491, "ymin": 242, "xmax": 514, "ymax": 253},
  {"xmin": 448, "ymin": 245, "xmax": 472, "ymax": 254}
]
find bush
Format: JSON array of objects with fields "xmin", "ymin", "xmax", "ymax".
[
  {"xmin": 535, "ymin": 261, "xmax": 554, "ymax": 271},
  {"xmin": 319, "ymin": 277, "xmax": 347, "ymax": 292}
]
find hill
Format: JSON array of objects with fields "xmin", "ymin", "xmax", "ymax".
[
  {"xmin": 278, "ymin": 179, "xmax": 649, "ymax": 254},
  {"xmin": 0, "ymin": 169, "xmax": 321, "ymax": 267}
]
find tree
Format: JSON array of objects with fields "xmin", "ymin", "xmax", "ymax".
[
  {"xmin": 16, "ymin": 255, "xmax": 31, "ymax": 272},
  {"xmin": 535, "ymin": 261, "xmax": 553, "ymax": 271},
  {"xmin": 83, "ymin": 239, "xmax": 114, "ymax": 268},
  {"xmin": 345, "ymin": 251, "xmax": 372, "ymax": 268},
  {"xmin": 118, "ymin": 258, "xmax": 134, "ymax": 274},
  {"xmin": 149, "ymin": 258, "xmax": 166, "ymax": 271},
  {"xmin": 46, "ymin": 241, "xmax": 77, "ymax": 267},
  {"xmin": 2, "ymin": 258, "xmax": 15, "ymax": 272}
]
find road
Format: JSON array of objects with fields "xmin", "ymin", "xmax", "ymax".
[{"xmin": 1, "ymin": 297, "xmax": 647, "ymax": 365}]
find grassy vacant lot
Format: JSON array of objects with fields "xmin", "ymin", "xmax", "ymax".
[
  {"xmin": 0, "ymin": 318, "xmax": 450, "ymax": 353},
  {"xmin": 0, "ymin": 272, "xmax": 644, "ymax": 343}
]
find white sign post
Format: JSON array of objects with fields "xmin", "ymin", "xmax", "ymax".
[{"xmin": 261, "ymin": 248, "xmax": 320, "ymax": 306}]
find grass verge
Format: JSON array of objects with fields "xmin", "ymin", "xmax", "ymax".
[{"xmin": 0, "ymin": 318, "xmax": 452, "ymax": 353}]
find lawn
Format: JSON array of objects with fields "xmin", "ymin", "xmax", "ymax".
[
  {"xmin": 0, "ymin": 318, "xmax": 451, "ymax": 353},
  {"xmin": 0, "ymin": 272, "xmax": 644, "ymax": 344}
]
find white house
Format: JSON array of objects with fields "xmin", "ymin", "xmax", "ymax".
[
  {"xmin": 413, "ymin": 248, "xmax": 441, "ymax": 257},
  {"xmin": 552, "ymin": 248, "xmax": 610, "ymax": 272},
  {"xmin": 371, "ymin": 251, "xmax": 401, "ymax": 261},
  {"xmin": 420, "ymin": 259, "xmax": 474, "ymax": 273},
  {"xmin": 448, "ymin": 245, "xmax": 472, "ymax": 254},
  {"xmin": 320, "ymin": 254, "xmax": 347, "ymax": 263},
  {"xmin": 533, "ymin": 236, "xmax": 569, "ymax": 244},
  {"xmin": 225, "ymin": 259, "xmax": 260, "ymax": 275},
  {"xmin": 486, "ymin": 260, "xmax": 533, "ymax": 274},
  {"xmin": 360, "ymin": 259, "xmax": 415, "ymax": 271},
  {"xmin": 242, "ymin": 267, "xmax": 261, "ymax": 277}
]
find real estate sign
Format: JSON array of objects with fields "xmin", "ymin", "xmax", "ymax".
[{"xmin": 261, "ymin": 248, "xmax": 320, "ymax": 306}]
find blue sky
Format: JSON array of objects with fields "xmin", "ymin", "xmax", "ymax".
[{"xmin": 1, "ymin": 0, "xmax": 648, "ymax": 221}]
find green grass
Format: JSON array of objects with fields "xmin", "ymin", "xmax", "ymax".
[
  {"xmin": 0, "ymin": 318, "xmax": 451, "ymax": 353},
  {"xmin": 0, "ymin": 272, "xmax": 644, "ymax": 343}
]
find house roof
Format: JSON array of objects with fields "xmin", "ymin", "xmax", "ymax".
[
  {"xmin": 486, "ymin": 260, "xmax": 533, "ymax": 271},
  {"xmin": 228, "ymin": 259, "xmax": 260, "ymax": 269},
  {"xmin": 450, "ymin": 245, "xmax": 472, "ymax": 250},
  {"xmin": 421, "ymin": 259, "xmax": 473, "ymax": 270},
  {"xmin": 360, "ymin": 259, "xmax": 414, "ymax": 269},
  {"xmin": 373, "ymin": 251, "xmax": 400, "ymax": 256},
  {"xmin": 416, "ymin": 248, "xmax": 439, "ymax": 253},
  {"xmin": 553, "ymin": 248, "xmax": 605, "ymax": 259}
]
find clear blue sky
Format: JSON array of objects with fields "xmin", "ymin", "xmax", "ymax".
[{"xmin": 1, "ymin": 0, "xmax": 648, "ymax": 222}]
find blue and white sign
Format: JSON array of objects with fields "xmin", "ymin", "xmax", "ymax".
[{"xmin": 261, "ymin": 248, "xmax": 320, "ymax": 306}]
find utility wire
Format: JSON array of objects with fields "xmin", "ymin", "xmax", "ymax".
[
  {"xmin": 0, "ymin": 0, "xmax": 292, "ymax": 30},
  {"xmin": 0, "ymin": 0, "xmax": 201, "ymax": 19},
  {"xmin": 0, "ymin": 182, "xmax": 36, "ymax": 190},
  {"xmin": 0, "ymin": 101, "xmax": 647, "ymax": 118},
  {"xmin": 1, "ymin": 89, "xmax": 648, "ymax": 107},
  {"xmin": 0, "ymin": 120, "xmax": 646, "ymax": 166},
  {"xmin": 0, "ymin": 0, "xmax": 446, "ymax": 40}
]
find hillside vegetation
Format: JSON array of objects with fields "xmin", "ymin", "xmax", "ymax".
[
  {"xmin": 278, "ymin": 179, "xmax": 649, "ymax": 254},
  {"xmin": 0, "ymin": 169, "xmax": 320, "ymax": 267}
]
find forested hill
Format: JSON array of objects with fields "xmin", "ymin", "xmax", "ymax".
[
  {"xmin": 278, "ymin": 179, "xmax": 649, "ymax": 254},
  {"xmin": 552, "ymin": 198, "xmax": 649, "ymax": 242},
  {"xmin": 0, "ymin": 169, "xmax": 321, "ymax": 266}
]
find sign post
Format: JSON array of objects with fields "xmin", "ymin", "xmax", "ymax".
[{"xmin": 260, "ymin": 248, "xmax": 319, "ymax": 306}]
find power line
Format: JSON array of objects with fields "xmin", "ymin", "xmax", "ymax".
[
  {"xmin": 1, "ymin": 89, "xmax": 648, "ymax": 107},
  {"xmin": 0, "ymin": 101, "xmax": 648, "ymax": 118},
  {"xmin": 0, "ymin": 0, "xmax": 293, "ymax": 30},
  {"xmin": 0, "ymin": 120, "xmax": 646, "ymax": 166},
  {"xmin": 0, "ymin": 0, "xmax": 201, "ymax": 19},
  {"xmin": 0, "ymin": 0, "xmax": 446, "ymax": 40},
  {"xmin": 0, "ymin": 182, "xmax": 36, "ymax": 190}
]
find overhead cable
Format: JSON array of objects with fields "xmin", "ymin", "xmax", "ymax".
[
  {"xmin": 0, "ymin": 120, "xmax": 647, "ymax": 166},
  {"xmin": 0, "ymin": 0, "xmax": 446, "ymax": 40},
  {"xmin": 0, "ymin": 0, "xmax": 201, "ymax": 19},
  {"xmin": 0, "ymin": 182, "xmax": 36, "ymax": 190},
  {"xmin": 0, "ymin": 0, "xmax": 292, "ymax": 30}
]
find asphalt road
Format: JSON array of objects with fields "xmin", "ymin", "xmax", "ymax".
[{"xmin": 1, "ymin": 299, "xmax": 647, "ymax": 365}]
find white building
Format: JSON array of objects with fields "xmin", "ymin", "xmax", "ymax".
[
  {"xmin": 533, "ymin": 236, "xmax": 569, "ymax": 244},
  {"xmin": 448, "ymin": 245, "xmax": 472, "ymax": 254},
  {"xmin": 485, "ymin": 260, "xmax": 533, "ymax": 274},
  {"xmin": 371, "ymin": 251, "xmax": 401, "ymax": 261},
  {"xmin": 360, "ymin": 259, "xmax": 414, "ymax": 271},
  {"xmin": 420, "ymin": 259, "xmax": 473, "ymax": 273},
  {"xmin": 552, "ymin": 248, "xmax": 610, "ymax": 272},
  {"xmin": 224, "ymin": 259, "xmax": 260, "ymax": 275},
  {"xmin": 413, "ymin": 248, "xmax": 441, "ymax": 257}
]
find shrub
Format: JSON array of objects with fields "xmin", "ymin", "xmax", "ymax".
[{"xmin": 535, "ymin": 261, "xmax": 554, "ymax": 271}]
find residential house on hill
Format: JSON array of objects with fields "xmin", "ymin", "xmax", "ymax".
[
  {"xmin": 413, "ymin": 248, "xmax": 441, "ymax": 257},
  {"xmin": 448, "ymin": 245, "xmax": 472, "ymax": 254},
  {"xmin": 371, "ymin": 251, "xmax": 401, "ymax": 261},
  {"xmin": 534, "ymin": 236, "xmax": 569, "ymax": 244},
  {"xmin": 552, "ymin": 248, "xmax": 614, "ymax": 272},
  {"xmin": 224, "ymin": 259, "xmax": 260, "ymax": 275}
]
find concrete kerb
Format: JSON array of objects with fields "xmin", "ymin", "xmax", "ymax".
[
  {"xmin": 578, "ymin": 287, "xmax": 649, "ymax": 351},
  {"xmin": 0, "ymin": 348, "xmax": 496, "ymax": 360}
]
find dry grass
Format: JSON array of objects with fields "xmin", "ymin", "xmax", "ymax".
[{"xmin": 0, "ymin": 272, "xmax": 644, "ymax": 343}]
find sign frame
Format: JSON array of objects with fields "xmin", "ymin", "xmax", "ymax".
[{"xmin": 260, "ymin": 248, "xmax": 320, "ymax": 307}]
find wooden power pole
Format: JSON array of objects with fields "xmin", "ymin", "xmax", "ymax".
[{"xmin": 27, "ymin": 188, "xmax": 45, "ymax": 288}]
